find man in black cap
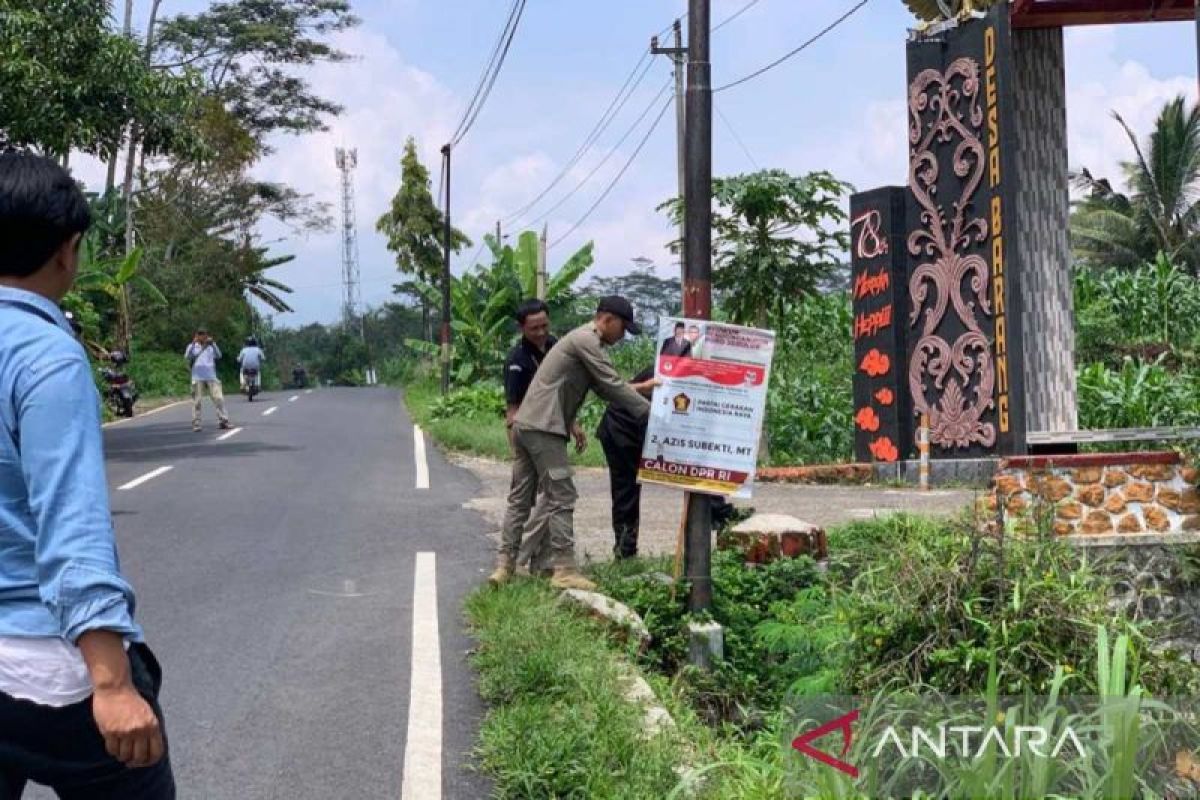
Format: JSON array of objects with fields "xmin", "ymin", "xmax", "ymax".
[
  {"xmin": 489, "ymin": 299, "xmax": 587, "ymax": 585},
  {"xmin": 494, "ymin": 296, "xmax": 658, "ymax": 590}
]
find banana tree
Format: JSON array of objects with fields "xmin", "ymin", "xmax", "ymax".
[
  {"xmin": 506, "ymin": 230, "xmax": 595, "ymax": 303},
  {"xmin": 74, "ymin": 246, "xmax": 167, "ymax": 351}
]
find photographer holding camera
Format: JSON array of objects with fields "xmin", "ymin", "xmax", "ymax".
[{"xmin": 184, "ymin": 329, "xmax": 231, "ymax": 432}]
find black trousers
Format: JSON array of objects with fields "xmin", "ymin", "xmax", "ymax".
[
  {"xmin": 599, "ymin": 431, "xmax": 642, "ymax": 558},
  {"xmin": 0, "ymin": 642, "xmax": 175, "ymax": 800}
]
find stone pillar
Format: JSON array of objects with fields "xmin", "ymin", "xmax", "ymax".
[{"xmin": 1013, "ymin": 27, "xmax": 1078, "ymax": 435}]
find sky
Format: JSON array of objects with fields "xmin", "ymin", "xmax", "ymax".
[{"xmin": 75, "ymin": 0, "xmax": 1200, "ymax": 327}]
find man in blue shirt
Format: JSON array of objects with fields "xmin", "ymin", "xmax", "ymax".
[{"xmin": 0, "ymin": 153, "xmax": 173, "ymax": 797}]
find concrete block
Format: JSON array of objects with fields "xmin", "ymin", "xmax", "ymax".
[{"xmin": 687, "ymin": 621, "xmax": 724, "ymax": 670}]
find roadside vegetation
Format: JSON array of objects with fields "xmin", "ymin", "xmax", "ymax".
[{"xmin": 470, "ymin": 513, "xmax": 1200, "ymax": 797}]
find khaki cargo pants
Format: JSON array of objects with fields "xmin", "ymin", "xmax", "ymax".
[
  {"xmin": 191, "ymin": 379, "xmax": 229, "ymax": 428},
  {"xmin": 499, "ymin": 426, "xmax": 577, "ymax": 570}
]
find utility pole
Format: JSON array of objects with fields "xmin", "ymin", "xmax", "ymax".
[
  {"xmin": 440, "ymin": 143, "xmax": 453, "ymax": 395},
  {"xmin": 495, "ymin": 219, "xmax": 502, "ymax": 247},
  {"xmin": 652, "ymin": 19, "xmax": 689, "ymax": 288},
  {"xmin": 1195, "ymin": 0, "xmax": 1199, "ymax": 100},
  {"xmin": 683, "ymin": 0, "xmax": 713, "ymax": 613},
  {"xmin": 537, "ymin": 224, "xmax": 548, "ymax": 300}
]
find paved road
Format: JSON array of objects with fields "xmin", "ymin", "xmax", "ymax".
[{"xmin": 31, "ymin": 388, "xmax": 493, "ymax": 799}]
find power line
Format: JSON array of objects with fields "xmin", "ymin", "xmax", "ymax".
[
  {"xmin": 714, "ymin": 0, "xmax": 871, "ymax": 93},
  {"xmin": 550, "ymin": 93, "xmax": 674, "ymax": 250},
  {"xmin": 712, "ymin": 0, "xmax": 763, "ymax": 32},
  {"xmin": 451, "ymin": 0, "xmax": 528, "ymax": 147},
  {"xmin": 715, "ymin": 102, "xmax": 760, "ymax": 169},
  {"xmin": 502, "ymin": 53, "xmax": 657, "ymax": 225},
  {"xmin": 521, "ymin": 81, "xmax": 672, "ymax": 233}
]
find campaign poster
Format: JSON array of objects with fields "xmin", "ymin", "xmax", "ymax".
[{"xmin": 637, "ymin": 318, "xmax": 776, "ymax": 497}]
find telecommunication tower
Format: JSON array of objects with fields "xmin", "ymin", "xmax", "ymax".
[{"xmin": 335, "ymin": 147, "xmax": 363, "ymax": 333}]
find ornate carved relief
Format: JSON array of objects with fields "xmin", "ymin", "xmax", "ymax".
[{"xmin": 907, "ymin": 57, "xmax": 997, "ymax": 450}]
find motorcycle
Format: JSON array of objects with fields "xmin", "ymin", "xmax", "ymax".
[
  {"xmin": 101, "ymin": 351, "xmax": 138, "ymax": 418},
  {"xmin": 291, "ymin": 367, "xmax": 308, "ymax": 389},
  {"xmin": 243, "ymin": 368, "xmax": 260, "ymax": 402}
]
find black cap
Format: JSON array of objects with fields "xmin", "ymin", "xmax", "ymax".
[{"xmin": 596, "ymin": 295, "xmax": 641, "ymax": 335}]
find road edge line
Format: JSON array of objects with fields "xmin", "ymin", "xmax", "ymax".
[
  {"xmin": 414, "ymin": 425, "xmax": 430, "ymax": 490},
  {"xmin": 401, "ymin": 552, "xmax": 442, "ymax": 800}
]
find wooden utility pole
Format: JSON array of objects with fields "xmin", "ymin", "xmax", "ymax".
[
  {"xmin": 537, "ymin": 224, "xmax": 548, "ymax": 300},
  {"xmin": 440, "ymin": 143, "xmax": 453, "ymax": 395},
  {"xmin": 652, "ymin": 20, "xmax": 689, "ymax": 288},
  {"xmin": 683, "ymin": 0, "xmax": 713, "ymax": 612}
]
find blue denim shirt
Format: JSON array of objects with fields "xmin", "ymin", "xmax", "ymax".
[{"xmin": 0, "ymin": 286, "xmax": 141, "ymax": 643}]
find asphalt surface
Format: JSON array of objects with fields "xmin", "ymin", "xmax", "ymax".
[{"xmin": 29, "ymin": 387, "xmax": 493, "ymax": 799}]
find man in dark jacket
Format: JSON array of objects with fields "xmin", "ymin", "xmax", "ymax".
[{"xmin": 598, "ymin": 364, "xmax": 737, "ymax": 558}]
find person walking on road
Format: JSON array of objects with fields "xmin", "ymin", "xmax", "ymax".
[
  {"xmin": 497, "ymin": 296, "xmax": 657, "ymax": 591},
  {"xmin": 185, "ymin": 329, "xmax": 230, "ymax": 432},
  {"xmin": 0, "ymin": 152, "xmax": 174, "ymax": 798},
  {"xmin": 491, "ymin": 300, "xmax": 588, "ymax": 585}
]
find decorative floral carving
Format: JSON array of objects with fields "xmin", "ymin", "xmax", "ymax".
[{"xmin": 907, "ymin": 57, "xmax": 996, "ymax": 450}]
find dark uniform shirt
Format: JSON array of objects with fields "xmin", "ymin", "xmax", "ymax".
[
  {"xmin": 504, "ymin": 335, "xmax": 557, "ymax": 407},
  {"xmin": 597, "ymin": 366, "xmax": 655, "ymax": 449}
]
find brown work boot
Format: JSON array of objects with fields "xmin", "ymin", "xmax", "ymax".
[
  {"xmin": 488, "ymin": 558, "xmax": 515, "ymax": 587},
  {"xmin": 549, "ymin": 566, "xmax": 596, "ymax": 592}
]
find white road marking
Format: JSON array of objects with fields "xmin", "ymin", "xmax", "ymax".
[
  {"xmin": 288, "ymin": 395, "xmax": 299, "ymax": 403},
  {"xmin": 118, "ymin": 465, "xmax": 174, "ymax": 491},
  {"xmin": 217, "ymin": 427, "xmax": 243, "ymax": 442},
  {"xmin": 102, "ymin": 400, "xmax": 189, "ymax": 428},
  {"xmin": 401, "ymin": 553, "xmax": 441, "ymax": 800},
  {"xmin": 305, "ymin": 389, "xmax": 313, "ymax": 395},
  {"xmin": 262, "ymin": 406, "xmax": 279, "ymax": 417},
  {"xmin": 414, "ymin": 425, "xmax": 430, "ymax": 490}
]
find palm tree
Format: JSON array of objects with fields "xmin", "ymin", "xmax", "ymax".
[{"xmin": 1071, "ymin": 96, "xmax": 1200, "ymax": 274}]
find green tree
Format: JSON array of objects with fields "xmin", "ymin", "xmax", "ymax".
[
  {"xmin": 583, "ymin": 264, "xmax": 680, "ymax": 333},
  {"xmin": 155, "ymin": 0, "xmax": 359, "ymax": 143},
  {"xmin": 376, "ymin": 137, "xmax": 470, "ymax": 339},
  {"xmin": 0, "ymin": 0, "xmax": 200, "ymax": 161},
  {"xmin": 661, "ymin": 169, "xmax": 851, "ymax": 328},
  {"xmin": 1071, "ymin": 96, "xmax": 1200, "ymax": 274}
]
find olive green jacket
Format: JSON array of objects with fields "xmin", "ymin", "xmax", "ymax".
[{"xmin": 514, "ymin": 323, "xmax": 650, "ymax": 438}]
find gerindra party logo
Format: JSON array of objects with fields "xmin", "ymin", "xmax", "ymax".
[{"xmin": 672, "ymin": 393, "xmax": 692, "ymax": 414}]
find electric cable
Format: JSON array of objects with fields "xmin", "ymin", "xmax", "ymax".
[
  {"xmin": 715, "ymin": 102, "xmax": 760, "ymax": 169},
  {"xmin": 451, "ymin": 0, "xmax": 528, "ymax": 147},
  {"xmin": 521, "ymin": 81, "xmax": 672, "ymax": 233},
  {"xmin": 712, "ymin": 0, "xmax": 763, "ymax": 32},
  {"xmin": 502, "ymin": 53, "xmax": 656, "ymax": 225},
  {"xmin": 714, "ymin": 0, "xmax": 871, "ymax": 93},
  {"xmin": 550, "ymin": 93, "xmax": 674, "ymax": 250}
]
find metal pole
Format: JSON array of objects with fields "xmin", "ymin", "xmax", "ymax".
[
  {"xmin": 440, "ymin": 143, "xmax": 452, "ymax": 395},
  {"xmin": 674, "ymin": 19, "xmax": 687, "ymax": 289},
  {"xmin": 1195, "ymin": 0, "xmax": 1199, "ymax": 100},
  {"xmin": 683, "ymin": 0, "xmax": 713, "ymax": 613}
]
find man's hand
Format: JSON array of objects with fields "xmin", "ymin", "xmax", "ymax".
[
  {"xmin": 92, "ymin": 685, "xmax": 165, "ymax": 769},
  {"xmin": 78, "ymin": 631, "xmax": 165, "ymax": 769},
  {"xmin": 633, "ymin": 377, "xmax": 662, "ymax": 397},
  {"xmin": 572, "ymin": 424, "xmax": 588, "ymax": 454}
]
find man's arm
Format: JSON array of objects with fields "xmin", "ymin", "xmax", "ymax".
[
  {"xmin": 18, "ymin": 356, "xmax": 162, "ymax": 766},
  {"xmin": 18, "ymin": 355, "xmax": 140, "ymax": 643},
  {"xmin": 577, "ymin": 338, "xmax": 651, "ymax": 417}
]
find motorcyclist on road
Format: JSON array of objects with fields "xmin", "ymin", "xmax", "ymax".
[{"xmin": 237, "ymin": 336, "xmax": 265, "ymax": 392}]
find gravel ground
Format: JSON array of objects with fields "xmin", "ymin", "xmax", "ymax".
[{"xmin": 452, "ymin": 454, "xmax": 979, "ymax": 563}]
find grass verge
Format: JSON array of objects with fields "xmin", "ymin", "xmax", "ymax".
[
  {"xmin": 404, "ymin": 380, "xmax": 609, "ymax": 467},
  {"xmin": 466, "ymin": 580, "xmax": 696, "ymax": 799}
]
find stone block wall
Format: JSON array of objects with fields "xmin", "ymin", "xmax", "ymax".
[{"xmin": 990, "ymin": 453, "xmax": 1200, "ymax": 536}]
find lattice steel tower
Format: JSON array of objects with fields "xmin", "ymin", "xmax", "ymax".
[{"xmin": 335, "ymin": 147, "xmax": 363, "ymax": 333}]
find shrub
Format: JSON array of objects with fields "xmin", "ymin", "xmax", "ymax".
[{"xmin": 429, "ymin": 382, "xmax": 506, "ymax": 422}]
